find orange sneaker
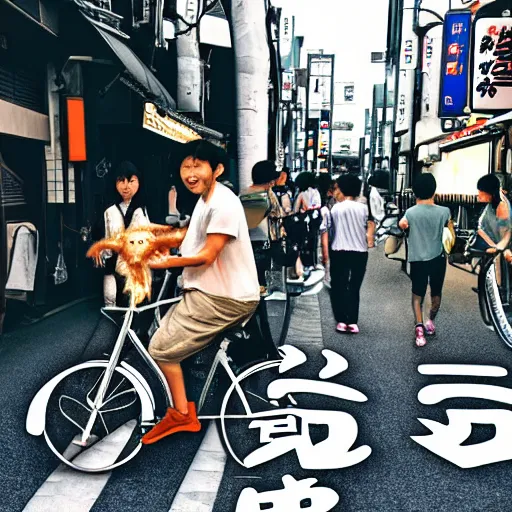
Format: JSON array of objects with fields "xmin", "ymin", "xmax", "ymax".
[{"xmin": 141, "ymin": 402, "xmax": 201, "ymax": 445}]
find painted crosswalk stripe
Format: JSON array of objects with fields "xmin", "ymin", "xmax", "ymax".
[
  {"xmin": 169, "ymin": 422, "xmax": 227, "ymax": 512},
  {"xmin": 23, "ymin": 421, "xmax": 136, "ymax": 512}
]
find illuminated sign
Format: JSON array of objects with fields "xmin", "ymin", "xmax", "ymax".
[
  {"xmin": 472, "ymin": 18, "xmax": 512, "ymax": 112},
  {"xmin": 439, "ymin": 11, "xmax": 471, "ymax": 118},
  {"xmin": 142, "ymin": 103, "xmax": 201, "ymax": 143}
]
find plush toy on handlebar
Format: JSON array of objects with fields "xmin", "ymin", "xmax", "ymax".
[{"xmin": 86, "ymin": 224, "xmax": 183, "ymax": 306}]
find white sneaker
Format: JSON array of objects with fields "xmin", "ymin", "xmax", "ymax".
[{"xmin": 265, "ymin": 291, "xmax": 288, "ymax": 301}]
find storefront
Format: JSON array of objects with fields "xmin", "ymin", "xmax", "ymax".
[
  {"xmin": 418, "ymin": 115, "xmax": 512, "ymax": 230},
  {"xmin": 56, "ymin": 5, "xmax": 224, "ymax": 299},
  {"xmin": 0, "ymin": 1, "xmax": 58, "ymax": 332}
]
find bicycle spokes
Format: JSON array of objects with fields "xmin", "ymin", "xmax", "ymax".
[{"xmin": 44, "ymin": 366, "xmax": 144, "ymax": 472}]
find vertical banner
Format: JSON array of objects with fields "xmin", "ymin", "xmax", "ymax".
[
  {"xmin": 305, "ymin": 54, "xmax": 335, "ymax": 172},
  {"xmin": 280, "ymin": 13, "xmax": 294, "ymax": 69},
  {"xmin": 439, "ymin": 11, "xmax": 471, "ymax": 118},
  {"xmin": 282, "ymin": 71, "xmax": 294, "ymax": 102},
  {"xmin": 395, "ymin": 70, "xmax": 414, "ymax": 137},
  {"xmin": 400, "ymin": 7, "xmax": 418, "ymax": 70},
  {"xmin": 472, "ymin": 17, "xmax": 512, "ymax": 112}
]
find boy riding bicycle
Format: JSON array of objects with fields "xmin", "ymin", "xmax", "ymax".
[{"xmin": 142, "ymin": 140, "xmax": 260, "ymax": 444}]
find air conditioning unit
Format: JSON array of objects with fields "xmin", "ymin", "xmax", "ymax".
[{"xmin": 371, "ymin": 52, "xmax": 386, "ymax": 63}]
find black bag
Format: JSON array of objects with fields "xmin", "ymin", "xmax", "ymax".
[{"xmin": 271, "ymin": 238, "xmax": 300, "ymax": 268}]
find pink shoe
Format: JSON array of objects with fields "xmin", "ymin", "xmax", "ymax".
[
  {"xmin": 347, "ymin": 324, "xmax": 360, "ymax": 334},
  {"xmin": 425, "ymin": 319, "xmax": 436, "ymax": 336},
  {"xmin": 336, "ymin": 322, "xmax": 348, "ymax": 333},
  {"xmin": 415, "ymin": 325, "xmax": 427, "ymax": 347}
]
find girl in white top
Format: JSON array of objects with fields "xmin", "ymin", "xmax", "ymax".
[
  {"xmin": 99, "ymin": 162, "xmax": 150, "ymax": 306},
  {"xmin": 294, "ymin": 172, "xmax": 322, "ymax": 213}
]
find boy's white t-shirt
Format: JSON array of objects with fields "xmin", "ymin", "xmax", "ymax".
[{"xmin": 180, "ymin": 182, "xmax": 260, "ymax": 302}]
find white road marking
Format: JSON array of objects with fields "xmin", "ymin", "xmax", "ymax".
[
  {"xmin": 23, "ymin": 421, "xmax": 136, "ymax": 512},
  {"xmin": 169, "ymin": 422, "xmax": 227, "ymax": 512}
]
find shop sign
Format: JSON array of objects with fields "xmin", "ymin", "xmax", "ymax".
[
  {"xmin": 439, "ymin": 11, "xmax": 471, "ymax": 118},
  {"xmin": 282, "ymin": 71, "xmax": 294, "ymax": 102},
  {"xmin": 472, "ymin": 17, "xmax": 512, "ymax": 112},
  {"xmin": 421, "ymin": 26, "xmax": 443, "ymax": 121},
  {"xmin": 396, "ymin": 70, "xmax": 413, "ymax": 135},
  {"xmin": 280, "ymin": 14, "xmax": 294, "ymax": 70},
  {"xmin": 423, "ymin": 36, "xmax": 434, "ymax": 75},
  {"xmin": 142, "ymin": 103, "xmax": 201, "ymax": 143},
  {"xmin": 400, "ymin": 8, "xmax": 417, "ymax": 70}
]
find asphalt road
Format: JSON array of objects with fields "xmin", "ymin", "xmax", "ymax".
[
  {"xmin": 213, "ymin": 250, "xmax": 512, "ymax": 511},
  {"xmin": 2, "ymin": 250, "xmax": 512, "ymax": 511}
]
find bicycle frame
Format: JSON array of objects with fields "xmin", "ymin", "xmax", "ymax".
[{"xmin": 74, "ymin": 296, "xmax": 181, "ymax": 446}]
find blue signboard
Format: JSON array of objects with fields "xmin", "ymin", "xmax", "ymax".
[{"xmin": 439, "ymin": 11, "xmax": 472, "ymax": 118}]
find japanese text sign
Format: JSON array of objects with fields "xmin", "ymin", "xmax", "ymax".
[
  {"xmin": 472, "ymin": 18, "xmax": 512, "ymax": 111},
  {"xmin": 439, "ymin": 11, "xmax": 471, "ymax": 118}
]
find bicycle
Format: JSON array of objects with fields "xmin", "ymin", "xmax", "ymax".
[
  {"xmin": 26, "ymin": 265, "xmax": 321, "ymax": 473},
  {"xmin": 449, "ymin": 230, "xmax": 512, "ymax": 348}
]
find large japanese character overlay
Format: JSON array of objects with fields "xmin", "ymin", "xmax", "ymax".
[
  {"xmin": 221, "ymin": 345, "xmax": 371, "ymax": 470},
  {"xmin": 224, "ymin": 345, "xmax": 371, "ymax": 512},
  {"xmin": 236, "ymin": 475, "xmax": 340, "ymax": 512},
  {"xmin": 412, "ymin": 364, "xmax": 512, "ymax": 468}
]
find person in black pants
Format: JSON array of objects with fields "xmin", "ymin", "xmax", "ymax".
[{"xmin": 328, "ymin": 174, "xmax": 375, "ymax": 334}]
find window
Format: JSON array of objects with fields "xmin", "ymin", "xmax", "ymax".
[
  {"xmin": 45, "ymin": 145, "xmax": 64, "ymax": 204},
  {"xmin": 45, "ymin": 145, "xmax": 75, "ymax": 203}
]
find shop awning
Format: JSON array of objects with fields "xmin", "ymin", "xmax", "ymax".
[
  {"xmin": 486, "ymin": 111, "xmax": 512, "ymax": 128},
  {"xmin": 81, "ymin": 13, "xmax": 224, "ymax": 141},
  {"xmin": 438, "ymin": 119, "xmax": 491, "ymax": 152},
  {"xmin": 85, "ymin": 16, "xmax": 176, "ymax": 113}
]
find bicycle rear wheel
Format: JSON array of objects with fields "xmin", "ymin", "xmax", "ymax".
[
  {"xmin": 484, "ymin": 255, "xmax": 512, "ymax": 348},
  {"xmin": 44, "ymin": 365, "xmax": 145, "ymax": 472},
  {"xmin": 477, "ymin": 258, "xmax": 493, "ymax": 327}
]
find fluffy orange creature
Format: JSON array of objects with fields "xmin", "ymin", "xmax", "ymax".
[{"xmin": 87, "ymin": 224, "xmax": 184, "ymax": 306}]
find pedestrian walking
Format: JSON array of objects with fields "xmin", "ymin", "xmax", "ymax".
[
  {"xmin": 319, "ymin": 176, "xmax": 336, "ymax": 288},
  {"xmin": 240, "ymin": 160, "xmax": 284, "ymax": 295},
  {"xmin": 329, "ymin": 174, "xmax": 374, "ymax": 334},
  {"xmin": 398, "ymin": 173, "xmax": 452, "ymax": 347},
  {"xmin": 294, "ymin": 172, "xmax": 321, "ymax": 213}
]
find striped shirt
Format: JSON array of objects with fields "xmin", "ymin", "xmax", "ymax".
[{"xmin": 330, "ymin": 200, "xmax": 369, "ymax": 253}]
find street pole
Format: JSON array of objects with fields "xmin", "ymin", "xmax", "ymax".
[
  {"xmin": 227, "ymin": 0, "xmax": 270, "ymax": 191},
  {"xmin": 328, "ymin": 55, "xmax": 335, "ymax": 175},
  {"xmin": 176, "ymin": 0, "xmax": 202, "ymax": 113},
  {"xmin": 304, "ymin": 53, "xmax": 311, "ymax": 172}
]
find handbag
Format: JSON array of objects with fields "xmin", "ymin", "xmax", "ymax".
[
  {"xmin": 384, "ymin": 234, "xmax": 403, "ymax": 256},
  {"xmin": 442, "ymin": 220, "xmax": 456, "ymax": 254}
]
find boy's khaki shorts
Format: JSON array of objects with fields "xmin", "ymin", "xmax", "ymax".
[{"xmin": 148, "ymin": 289, "xmax": 258, "ymax": 364}]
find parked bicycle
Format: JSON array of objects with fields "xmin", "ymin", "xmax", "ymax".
[{"xmin": 449, "ymin": 229, "xmax": 512, "ymax": 348}]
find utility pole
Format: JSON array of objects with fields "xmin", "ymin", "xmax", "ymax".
[
  {"xmin": 176, "ymin": 0, "xmax": 202, "ymax": 114},
  {"xmin": 225, "ymin": 0, "xmax": 270, "ymax": 191}
]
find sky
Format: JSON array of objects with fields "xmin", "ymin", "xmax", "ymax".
[
  {"xmin": 271, "ymin": 0, "xmax": 391, "ymax": 151},
  {"xmin": 272, "ymin": 0, "xmax": 389, "ymax": 80}
]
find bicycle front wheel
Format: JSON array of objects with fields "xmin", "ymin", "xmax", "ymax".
[
  {"xmin": 484, "ymin": 255, "xmax": 512, "ymax": 348},
  {"xmin": 44, "ymin": 364, "xmax": 146, "ymax": 472}
]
